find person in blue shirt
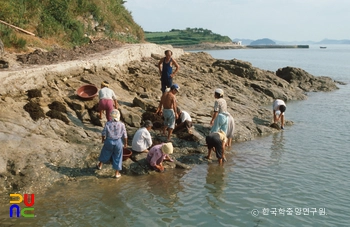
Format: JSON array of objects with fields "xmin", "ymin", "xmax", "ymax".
[
  {"xmin": 96, "ymin": 109, "xmax": 127, "ymax": 178},
  {"xmin": 158, "ymin": 50, "xmax": 180, "ymax": 93}
]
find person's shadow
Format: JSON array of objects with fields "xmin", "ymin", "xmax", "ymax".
[{"xmin": 44, "ymin": 162, "xmax": 97, "ymax": 178}]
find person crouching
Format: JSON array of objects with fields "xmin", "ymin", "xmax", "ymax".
[
  {"xmin": 146, "ymin": 142, "xmax": 173, "ymax": 172},
  {"xmin": 96, "ymin": 109, "xmax": 127, "ymax": 178},
  {"xmin": 131, "ymin": 120, "xmax": 153, "ymax": 153}
]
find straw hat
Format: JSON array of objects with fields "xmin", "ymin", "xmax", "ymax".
[
  {"xmin": 110, "ymin": 109, "xmax": 120, "ymax": 121},
  {"xmin": 217, "ymin": 130, "xmax": 227, "ymax": 142},
  {"xmin": 215, "ymin": 88, "xmax": 224, "ymax": 96},
  {"xmin": 161, "ymin": 142, "xmax": 173, "ymax": 154}
]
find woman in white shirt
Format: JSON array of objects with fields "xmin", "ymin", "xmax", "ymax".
[
  {"xmin": 98, "ymin": 81, "xmax": 119, "ymax": 121},
  {"xmin": 132, "ymin": 120, "xmax": 153, "ymax": 153}
]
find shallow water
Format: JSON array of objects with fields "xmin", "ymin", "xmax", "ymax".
[{"xmin": 1, "ymin": 45, "xmax": 349, "ymax": 226}]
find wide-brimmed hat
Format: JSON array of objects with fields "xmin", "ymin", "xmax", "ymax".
[
  {"xmin": 217, "ymin": 130, "xmax": 227, "ymax": 142},
  {"xmin": 110, "ymin": 109, "xmax": 120, "ymax": 121},
  {"xmin": 161, "ymin": 142, "xmax": 173, "ymax": 154},
  {"xmin": 215, "ymin": 88, "xmax": 224, "ymax": 96}
]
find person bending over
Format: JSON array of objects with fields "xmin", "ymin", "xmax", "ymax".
[
  {"xmin": 98, "ymin": 81, "xmax": 119, "ymax": 121},
  {"xmin": 174, "ymin": 107, "xmax": 193, "ymax": 134},
  {"xmin": 273, "ymin": 99, "xmax": 287, "ymax": 129},
  {"xmin": 205, "ymin": 130, "xmax": 227, "ymax": 165}
]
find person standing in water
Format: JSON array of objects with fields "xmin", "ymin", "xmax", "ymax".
[
  {"xmin": 158, "ymin": 50, "xmax": 180, "ymax": 93},
  {"xmin": 205, "ymin": 130, "xmax": 227, "ymax": 165},
  {"xmin": 210, "ymin": 88, "xmax": 229, "ymax": 135},
  {"xmin": 273, "ymin": 99, "xmax": 286, "ymax": 129}
]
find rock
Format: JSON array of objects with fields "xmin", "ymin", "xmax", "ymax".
[
  {"xmin": 0, "ymin": 59, "xmax": 9, "ymax": 69},
  {"xmin": 173, "ymin": 160, "xmax": 191, "ymax": 169},
  {"xmin": 120, "ymin": 106, "xmax": 142, "ymax": 127},
  {"xmin": 133, "ymin": 97, "xmax": 158, "ymax": 111},
  {"xmin": 270, "ymin": 123, "xmax": 281, "ymax": 130},
  {"xmin": 276, "ymin": 66, "xmax": 338, "ymax": 92},
  {"xmin": 65, "ymin": 98, "xmax": 85, "ymax": 111}
]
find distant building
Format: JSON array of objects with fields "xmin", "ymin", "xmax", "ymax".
[{"xmin": 232, "ymin": 41, "xmax": 242, "ymax": 45}]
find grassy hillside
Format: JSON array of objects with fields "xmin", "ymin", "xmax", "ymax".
[
  {"xmin": 145, "ymin": 28, "xmax": 232, "ymax": 46},
  {"xmin": 0, "ymin": 0, "xmax": 144, "ymax": 52}
]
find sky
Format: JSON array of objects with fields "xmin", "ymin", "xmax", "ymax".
[{"xmin": 124, "ymin": 0, "xmax": 350, "ymax": 42}]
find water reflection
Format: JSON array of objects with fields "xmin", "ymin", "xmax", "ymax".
[
  {"xmin": 270, "ymin": 131, "xmax": 285, "ymax": 164},
  {"xmin": 145, "ymin": 171, "xmax": 184, "ymax": 204},
  {"xmin": 205, "ymin": 164, "xmax": 226, "ymax": 208}
]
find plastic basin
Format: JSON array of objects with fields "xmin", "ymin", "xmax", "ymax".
[
  {"xmin": 123, "ymin": 148, "xmax": 133, "ymax": 161},
  {"xmin": 76, "ymin": 84, "xmax": 98, "ymax": 99}
]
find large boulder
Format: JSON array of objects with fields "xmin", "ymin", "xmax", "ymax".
[{"xmin": 276, "ymin": 66, "xmax": 338, "ymax": 92}]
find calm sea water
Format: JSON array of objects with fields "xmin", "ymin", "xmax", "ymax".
[{"xmin": 1, "ymin": 45, "xmax": 349, "ymax": 227}]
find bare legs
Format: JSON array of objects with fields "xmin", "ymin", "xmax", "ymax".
[
  {"xmin": 281, "ymin": 115, "xmax": 285, "ymax": 128},
  {"xmin": 206, "ymin": 148, "xmax": 225, "ymax": 165},
  {"xmin": 114, "ymin": 170, "xmax": 121, "ymax": 178},
  {"xmin": 167, "ymin": 128, "xmax": 174, "ymax": 141},
  {"xmin": 274, "ymin": 112, "xmax": 285, "ymax": 129},
  {"xmin": 97, "ymin": 162, "xmax": 121, "ymax": 178},
  {"xmin": 162, "ymin": 126, "xmax": 174, "ymax": 142},
  {"xmin": 226, "ymin": 138, "xmax": 232, "ymax": 147},
  {"xmin": 205, "ymin": 148, "xmax": 213, "ymax": 160}
]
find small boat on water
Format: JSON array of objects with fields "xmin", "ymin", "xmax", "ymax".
[{"xmin": 320, "ymin": 46, "xmax": 327, "ymax": 49}]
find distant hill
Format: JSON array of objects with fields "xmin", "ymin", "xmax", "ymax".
[
  {"xmin": 316, "ymin": 39, "xmax": 350, "ymax": 44},
  {"xmin": 250, "ymin": 38, "xmax": 276, "ymax": 45},
  {"xmin": 144, "ymin": 28, "xmax": 232, "ymax": 46},
  {"xmin": 236, "ymin": 38, "xmax": 350, "ymax": 45}
]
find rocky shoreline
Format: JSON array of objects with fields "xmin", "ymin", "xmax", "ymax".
[{"xmin": 0, "ymin": 42, "xmax": 340, "ymax": 197}]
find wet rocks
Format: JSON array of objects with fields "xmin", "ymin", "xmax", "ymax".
[{"xmin": 276, "ymin": 66, "xmax": 339, "ymax": 92}]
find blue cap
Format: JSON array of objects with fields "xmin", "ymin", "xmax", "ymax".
[{"xmin": 171, "ymin": 84, "xmax": 180, "ymax": 92}]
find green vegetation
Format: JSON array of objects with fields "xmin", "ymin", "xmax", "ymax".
[
  {"xmin": 0, "ymin": 0, "xmax": 144, "ymax": 51},
  {"xmin": 145, "ymin": 28, "xmax": 232, "ymax": 46},
  {"xmin": 0, "ymin": 27, "xmax": 26, "ymax": 49}
]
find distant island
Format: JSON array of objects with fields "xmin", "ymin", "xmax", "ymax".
[
  {"xmin": 145, "ymin": 29, "xmax": 350, "ymax": 49},
  {"xmin": 144, "ymin": 28, "xmax": 232, "ymax": 46},
  {"xmin": 233, "ymin": 38, "xmax": 350, "ymax": 45},
  {"xmin": 145, "ymin": 32, "xmax": 309, "ymax": 50},
  {"xmin": 144, "ymin": 30, "xmax": 312, "ymax": 49}
]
